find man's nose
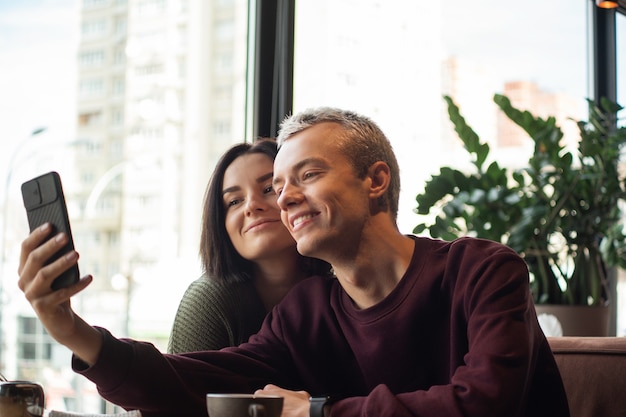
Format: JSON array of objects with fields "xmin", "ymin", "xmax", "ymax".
[{"xmin": 277, "ymin": 183, "xmax": 302, "ymax": 210}]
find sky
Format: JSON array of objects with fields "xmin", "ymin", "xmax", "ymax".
[
  {"xmin": 0, "ymin": 0, "xmax": 78, "ymax": 185},
  {"xmin": 441, "ymin": 0, "xmax": 589, "ymax": 98}
]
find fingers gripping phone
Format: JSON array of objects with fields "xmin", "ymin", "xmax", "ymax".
[{"xmin": 21, "ymin": 171, "xmax": 79, "ymax": 290}]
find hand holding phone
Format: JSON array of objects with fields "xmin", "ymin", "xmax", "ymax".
[{"xmin": 21, "ymin": 171, "xmax": 79, "ymax": 290}]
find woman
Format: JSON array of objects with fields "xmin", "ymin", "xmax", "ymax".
[{"xmin": 167, "ymin": 138, "xmax": 331, "ymax": 353}]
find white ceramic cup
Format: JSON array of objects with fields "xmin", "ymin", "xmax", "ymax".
[{"xmin": 206, "ymin": 393, "xmax": 283, "ymax": 417}]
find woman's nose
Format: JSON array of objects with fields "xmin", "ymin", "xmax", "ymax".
[{"xmin": 244, "ymin": 192, "xmax": 268, "ymax": 213}]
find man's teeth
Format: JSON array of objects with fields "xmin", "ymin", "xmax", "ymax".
[{"xmin": 294, "ymin": 214, "xmax": 314, "ymax": 227}]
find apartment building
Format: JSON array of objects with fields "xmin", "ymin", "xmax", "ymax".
[
  {"xmin": 71, "ymin": 0, "xmax": 248, "ymax": 345},
  {"xmin": 5, "ymin": 0, "xmax": 248, "ymax": 411}
]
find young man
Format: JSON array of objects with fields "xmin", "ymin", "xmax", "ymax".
[{"xmin": 18, "ymin": 107, "xmax": 569, "ymax": 417}]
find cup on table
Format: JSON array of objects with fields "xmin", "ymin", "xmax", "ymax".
[
  {"xmin": 0, "ymin": 381, "xmax": 45, "ymax": 417},
  {"xmin": 206, "ymin": 393, "xmax": 283, "ymax": 417}
]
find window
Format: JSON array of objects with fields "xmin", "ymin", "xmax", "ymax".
[
  {"xmin": 83, "ymin": 0, "xmax": 107, "ymax": 9},
  {"xmin": 135, "ymin": 0, "xmax": 166, "ymax": 16},
  {"xmin": 113, "ymin": 46, "xmax": 126, "ymax": 65},
  {"xmin": 215, "ymin": 19, "xmax": 234, "ymax": 41},
  {"xmin": 214, "ymin": 51, "xmax": 233, "ymax": 74},
  {"xmin": 213, "ymin": 119, "xmax": 231, "ymax": 136},
  {"xmin": 79, "ymin": 49, "xmax": 105, "ymax": 67},
  {"xmin": 78, "ymin": 111, "xmax": 103, "ymax": 126},
  {"xmin": 17, "ymin": 316, "xmax": 54, "ymax": 362},
  {"xmin": 79, "ymin": 78, "xmax": 105, "ymax": 97},
  {"xmin": 292, "ymin": 0, "xmax": 587, "ymax": 234},
  {"xmin": 114, "ymin": 15, "xmax": 127, "ymax": 35},
  {"xmin": 135, "ymin": 63, "xmax": 164, "ymax": 76},
  {"xmin": 176, "ymin": 24, "xmax": 188, "ymax": 46},
  {"xmin": 112, "ymin": 77, "xmax": 125, "ymax": 95},
  {"xmin": 112, "ymin": 107, "xmax": 125, "ymax": 125},
  {"xmin": 81, "ymin": 18, "xmax": 107, "ymax": 38}
]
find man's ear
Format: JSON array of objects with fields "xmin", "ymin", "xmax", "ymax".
[{"xmin": 367, "ymin": 161, "xmax": 391, "ymax": 200}]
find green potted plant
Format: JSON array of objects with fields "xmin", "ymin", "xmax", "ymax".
[{"xmin": 413, "ymin": 94, "xmax": 626, "ymax": 335}]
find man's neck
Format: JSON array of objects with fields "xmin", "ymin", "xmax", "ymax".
[{"xmin": 332, "ymin": 232, "xmax": 414, "ymax": 309}]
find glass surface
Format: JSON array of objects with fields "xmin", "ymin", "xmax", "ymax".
[
  {"xmin": 0, "ymin": 0, "xmax": 623, "ymax": 414},
  {"xmin": 0, "ymin": 0, "xmax": 250, "ymax": 413},
  {"xmin": 293, "ymin": 0, "xmax": 588, "ymax": 233}
]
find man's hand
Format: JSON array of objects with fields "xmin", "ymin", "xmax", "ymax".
[{"xmin": 255, "ymin": 384, "xmax": 311, "ymax": 417}]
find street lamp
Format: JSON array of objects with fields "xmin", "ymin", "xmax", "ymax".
[{"xmin": 0, "ymin": 127, "xmax": 47, "ymax": 374}]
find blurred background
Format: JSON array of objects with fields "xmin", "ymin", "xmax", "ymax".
[{"xmin": 0, "ymin": 0, "xmax": 624, "ymax": 412}]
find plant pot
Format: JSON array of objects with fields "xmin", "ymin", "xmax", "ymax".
[{"xmin": 534, "ymin": 304, "xmax": 611, "ymax": 337}]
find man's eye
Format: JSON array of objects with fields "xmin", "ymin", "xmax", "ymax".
[{"xmin": 264, "ymin": 185, "xmax": 274, "ymax": 194}]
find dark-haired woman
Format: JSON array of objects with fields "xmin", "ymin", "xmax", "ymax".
[{"xmin": 167, "ymin": 139, "xmax": 331, "ymax": 353}]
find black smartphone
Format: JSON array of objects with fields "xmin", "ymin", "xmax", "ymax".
[{"xmin": 21, "ymin": 171, "xmax": 79, "ymax": 290}]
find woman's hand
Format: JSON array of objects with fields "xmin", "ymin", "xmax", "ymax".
[
  {"xmin": 255, "ymin": 384, "xmax": 311, "ymax": 417},
  {"xmin": 17, "ymin": 223, "xmax": 102, "ymax": 364}
]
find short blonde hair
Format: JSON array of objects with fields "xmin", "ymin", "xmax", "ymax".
[{"xmin": 278, "ymin": 107, "xmax": 400, "ymax": 220}]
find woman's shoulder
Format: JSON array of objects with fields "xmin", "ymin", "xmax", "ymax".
[{"xmin": 180, "ymin": 275, "xmax": 259, "ymax": 305}]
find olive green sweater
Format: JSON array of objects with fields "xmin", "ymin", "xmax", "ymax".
[{"xmin": 167, "ymin": 275, "xmax": 267, "ymax": 353}]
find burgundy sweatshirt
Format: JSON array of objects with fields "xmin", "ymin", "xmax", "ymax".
[{"xmin": 75, "ymin": 236, "xmax": 569, "ymax": 417}]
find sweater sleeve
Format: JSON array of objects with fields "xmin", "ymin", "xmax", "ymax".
[{"xmin": 74, "ymin": 327, "xmax": 283, "ymax": 417}]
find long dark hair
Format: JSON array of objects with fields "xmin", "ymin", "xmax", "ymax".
[{"xmin": 200, "ymin": 139, "xmax": 331, "ymax": 282}]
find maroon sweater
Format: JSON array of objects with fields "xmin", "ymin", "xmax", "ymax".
[{"xmin": 75, "ymin": 236, "xmax": 569, "ymax": 417}]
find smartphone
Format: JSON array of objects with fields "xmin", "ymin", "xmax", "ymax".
[{"xmin": 21, "ymin": 171, "xmax": 79, "ymax": 290}]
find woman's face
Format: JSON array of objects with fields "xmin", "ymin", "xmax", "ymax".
[{"xmin": 223, "ymin": 153, "xmax": 296, "ymax": 262}]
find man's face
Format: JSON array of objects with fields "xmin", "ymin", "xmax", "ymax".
[{"xmin": 273, "ymin": 122, "xmax": 371, "ymax": 260}]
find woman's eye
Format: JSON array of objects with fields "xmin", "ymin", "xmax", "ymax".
[{"xmin": 226, "ymin": 198, "xmax": 241, "ymax": 208}]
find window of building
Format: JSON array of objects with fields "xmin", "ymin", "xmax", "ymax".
[
  {"xmin": 79, "ymin": 49, "xmax": 106, "ymax": 67},
  {"xmin": 81, "ymin": 18, "xmax": 107, "ymax": 38},
  {"xmin": 113, "ymin": 46, "xmax": 126, "ymax": 66},
  {"xmin": 17, "ymin": 316, "xmax": 54, "ymax": 362},
  {"xmin": 79, "ymin": 78, "xmax": 105, "ymax": 97},
  {"xmin": 213, "ymin": 119, "xmax": 231, "ymax": 136},
  {"xmin": 112, "ymin": 77, "xmax": 125, "ymax": 95},
  {"xmin": 78, "ymin": 111, "xmax": 103, "ymax": 126},
  {"xmin": 135, "ymin": 0, "xmax": 166, "ymax": 16},
  {"xmin": 112, "ymin": 107, "xmax": 125, "ymax": 125},
  {"xmin": 215, "ymin": 51, "xmax": 233, "ymax": 74},
  {"xmin": 83, "ymin": 0, "xmax": 107, "ymax": 9},
  {"xmin": 114, "ymin": 15, "xmax": 127, "ymax": 35},
  {"xmin": 134, "ymin": 63, "xmax": 164, "ymax": 76},
  {"xmin": 176, "ymin": 24, "xmax": 188, "ymax": 46},
  {"xmin": 215, "ymin": 19, "xmax": 234, "ymax": 41}
]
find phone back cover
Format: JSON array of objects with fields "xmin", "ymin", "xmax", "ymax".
[{"xmin": 21, "ymin": 171, "xmax": 79, "ymax": 290}]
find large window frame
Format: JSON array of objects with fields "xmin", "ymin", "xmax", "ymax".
[{"xmin": 251, "ymin": 0, "xmax": 626, "ymax": 335}]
